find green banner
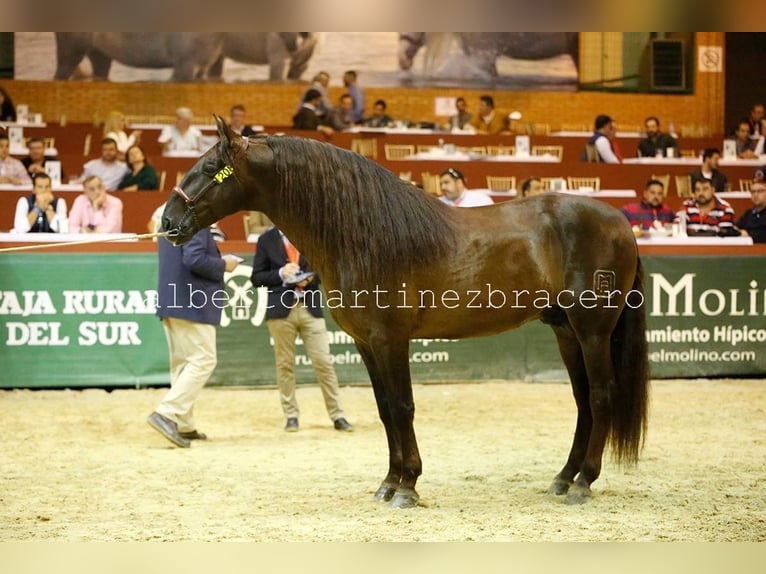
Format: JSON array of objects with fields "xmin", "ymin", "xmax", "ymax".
[{"xmin": 0, "ymin": 252, "xmax": 764, "ymax": 388}]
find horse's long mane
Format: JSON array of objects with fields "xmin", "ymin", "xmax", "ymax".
[{"xmin": 266, "ymin": 136, "xmax": 458, "ymax": 283}]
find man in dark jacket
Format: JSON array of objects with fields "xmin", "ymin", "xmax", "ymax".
[
  {"xmin": 251, "ymin": 226, "xmax": 352, "ymax": 433},
  {"xmin": 147, "ymin": 227, "xmax": 240, "ymax": 447}
]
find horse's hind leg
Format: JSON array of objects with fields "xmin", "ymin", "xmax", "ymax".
[
  {"xmin": 550, "ymin": 326, "xmax": 592, "ymax": 497},
  {"xmin": 355, "ymin": 341, "xmax": 402, "ymax": 503},
  {"xmin": 565, "ymin": 333, "xmax": 615, "ymax": 504}
]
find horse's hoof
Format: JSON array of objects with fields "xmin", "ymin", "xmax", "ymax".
[
  {"xmin": 565, "ymin": 485, "xmax": 592, "ymax": 505},
  {"xmin": 389, "ymin": 489, "xmax": 419, "ymax": 509},
  {"xmin": 373, "ymin": 485, "xmax": 397, "ymax": 502},
  {"xmin": 547, "ymin": 478, "xmax": 571, "ymax": 496}
]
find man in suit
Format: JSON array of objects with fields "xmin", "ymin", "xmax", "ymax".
[
  {"xmin": 250, "ymin": 227, "xmax": 352, "ymax": 433},
  {"xmin": 147, "ymin": 227, "xmax": 240, "ymax": 447}
]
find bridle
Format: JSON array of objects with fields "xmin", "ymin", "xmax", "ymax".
[{"xmin": 167, "ymin": 136, "xmax": 250, "ymax": 237}]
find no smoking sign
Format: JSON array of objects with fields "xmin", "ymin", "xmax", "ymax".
[{"xmin": 698, "ymin": 46, "xmax": 722, "ymax": 72}]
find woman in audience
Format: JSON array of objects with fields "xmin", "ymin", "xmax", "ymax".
[
  {"xmin": 103, "ymin": 111, "xmax": 142, "ymax": 159},
  {"xmin": 0, "ymin": 86, "xmax": 16, "ymax": 122},
  {"xmin": 118, "ymin": 144, "xmax": 160, "ymax": 191}
]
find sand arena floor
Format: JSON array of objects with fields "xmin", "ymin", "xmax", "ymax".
[{"xmin": 1, "ymin": 379, "xmax": 764, "ymax": 541}]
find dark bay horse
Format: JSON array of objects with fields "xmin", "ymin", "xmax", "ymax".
[{"xmin": 160, "ymin": 117, "xmax": 649, "ymax": 507}]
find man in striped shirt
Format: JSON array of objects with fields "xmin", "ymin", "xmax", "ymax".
[{"xmin": 677, "ymin": 177, "xmax": 738, "ymax": 237}]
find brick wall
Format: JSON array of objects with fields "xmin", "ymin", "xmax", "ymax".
[{"xmin": 4, "ymin": 33, "xmax": 725, "ymax": 134}]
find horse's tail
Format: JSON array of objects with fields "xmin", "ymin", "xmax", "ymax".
[
  {"xmin": 286, "ymin": 33, "xmax": 318, "ymax": 79},
  {"xmin": 608, "ymin": 256, "xmax": 650, "ymax": 465}
]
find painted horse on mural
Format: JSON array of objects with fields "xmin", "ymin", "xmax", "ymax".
[
  {"xmin": 160, "ymin": 117, "xmax": 649, "ymax": 508},
  {"xmin": 54, "ymin": 33, "xmax": 316, "ymax": 82},
  {"xmin": 398, "ymin": 32, "xmax": 579, "ymax": 78}
]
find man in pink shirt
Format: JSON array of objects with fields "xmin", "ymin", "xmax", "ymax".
[{"xmin": 68, "ymin": 175, "xmax": 123, "ymax": 233}]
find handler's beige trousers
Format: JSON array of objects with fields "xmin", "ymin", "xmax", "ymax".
[
  {"xmin": 267, "ymin": 305, "xmax": 344, "ymax": 422},
  {"xmin": 156, "ymin": 317, "xmax": 217, "ymax": 433}
]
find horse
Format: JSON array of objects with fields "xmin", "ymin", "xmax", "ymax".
[
  {"xmin": 206, "ymin": 33, "xmax": 318, "ymax": 81},
  {"xmin": 398, "ymin": 32, "xmax": 579, "ymax": 78},
  {"xmin": 54, "ymin": 33, "xmax": 316, "ymax": 83},
  {"xmin": 54, "ymin": 33, "xmax": 225, "ymax": 82},
  {"xmin": 160, "ymin": 116, "xmax": 649, "ymax": 508}
]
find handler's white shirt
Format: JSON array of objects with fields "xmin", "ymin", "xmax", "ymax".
[{"xmin": 439, "ymin": 191, "xmax": 494, "ymax": 208}]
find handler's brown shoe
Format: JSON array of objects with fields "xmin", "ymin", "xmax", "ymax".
[
  {"xmin": 179, "ymin": 430, "xmax": 207, "ymax": 440},
  {"xmin": 147, "ymin": 411, "xmax": 190, "ymax": 448}
]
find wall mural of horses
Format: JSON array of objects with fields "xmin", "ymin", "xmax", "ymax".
[
  {"xmin": 160, "ymin": 117, "xmax": 649, "ymax": 507},
  {"xmin": 54, "ymin": 32, "xmax": 318, "ymax": 82}
]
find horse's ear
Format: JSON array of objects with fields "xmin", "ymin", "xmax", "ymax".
[{"xmin": 214, "ymin": 114, "xmax": 233, "ymax": 145}]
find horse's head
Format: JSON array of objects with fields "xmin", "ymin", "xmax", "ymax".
[
  {"xmin": 160, "ymin": 114, "xmax": 273, "ymax": 245},
  {"xmin": 398, "ymin": 33, "xmax": 425, "ymax": 70}
]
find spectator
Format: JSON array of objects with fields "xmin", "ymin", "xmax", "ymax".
[
  {"xmin": 438, "ymin": 168, "xmax": 494, "ymax": 207},
  {"xmin": 103, "ymin": 110, "xmax": 142, "ymax": 159},
  {"xmin": 736, "ymin": 180, "xmax": 766, "ymax": 243},
  {"xmin": 677, "ymin": 177, "xmax": 737, "ymax": 237},
  {"xmin": 620, "ymin": 179, "xmax": 675, "ymax": 233},
  {"xmin": 754, "ymin": 166, "xmax": 765, "ymax": 183},
  {"xmin": 520, "ymin": 177, "xmax": 544, "ymax": 197},
  {"xmin": 21, "ymin": 137, "xmax": 63, "ymax": 179},
  {"xmin": 81, "ymin": 137, "xmax": 128, "ymax": 192},
  {"xmin": 343, "ymin": 70, "xmax": 365, "ymax": 123},
  {"xmin": 298, "ymin": 71, "xmax": 332, "ymax": 118},
  {"xmin": 362, "ymin": 99, "xmax": 394, "ymax": 128},
  {"xmin": 744, "ymin": 103, "xmax": 765, "ymax": 136},
  {"xmin": 637, "ymin": 116, "xmax": 678, "ymax": 158},
  {"xmin": 581, "ymin": 114, "xmax": 622, "ymax": 163},
  {"xmin": 147, "ymin": 226, "xmax": 240, "ymax": 447},
  {"xmin": 733, "ymin": 120, "xmax": 759, "ymax": 159},
  {"xmin": 324, "ymin": 93, "xmax": 356, "ymax": 131},
  {"xmin": 12, "ymin": 173, "xmax": 68, "ymax": 233},
  {"xmin": 250, "ymin": 227, "xmax": 353, "ymax": 433},
  {"xmin": 689, "ymin": 148, "xmax": 729, "ymax": 193},
  {"xmin": 292, "ymin": 89, "xmax": 333, "ymax": 135},
  {"xmin": 444, "ymin": 97, "xmax": 474, "ymax": 131},
  {"xmin": 229, "ymin": 104, "xmax": 257, "ymax": 137},
  {"xmin": 0, "ymin": 86, "xmax": 16, "ymax": 122},
  {"xmin": 469, "ymin": 95, "xmax": 509, "ymax": 134},
  {"xmin": 158, "ymin": 107, "xmax": 204, "ymax": 153},
  {"xmin": 68, "ymin": 175, "xmax": 123, "ymax": 233},
  {"xmin": 117, "ymin": 144, "xmax": 160, "ymax": 191},
  {"xmin": 0, "ymin": 132, "xmax": 31, "ymax": 185}
]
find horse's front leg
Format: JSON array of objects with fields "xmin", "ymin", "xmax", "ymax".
[
  {"xmin": 355, "ymin": 341, "xmax": 402, "ymax": 503},
  {"xmin": 368, "ymin": 336, "xmax": 420, "ymax": 508}
]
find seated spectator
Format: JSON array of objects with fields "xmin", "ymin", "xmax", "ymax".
[
  {"xmin": 520, "ymin": 177, "xmax": 544, "ymax": 197},
  {"xmin": 438, "ymin": 168, "xmax": 494, "ymax": 207},
  {"xmin": 737, "ymin": 180, "xmax": 766, "ymax": 243},
  {"xmin": 12, "ymin": 173, "xmax": 68, "ymax": 233},
  {"xmin": 733, "ymin": 120, "xmax": 759, "ymax": 159},
  {"xmin": 637, "ymin": 116, "xmax": 678, "ymax": 158},
  {"xmin": 677, "ymin": 177, "xmax": 737, "ymax": 237},
  {"xmin": 0, "ymin": 85, "xmax": 16, "ymax": 122},
  {"xmin": 68, "ymin": 175, "xmax": 123, "ymax": 233},
  {"xmin": 745, "ymin": 103, "xmax": 765, "ymax": 136},
  {"xmin": 103, "ymin": 110, "xmax": 142, "ymax": 159},
  {"xmin": 118, "ymin": 144, "xmax": 160, "ymax": 191},
  {"xmin": 581, "ymin": 114, "xmax": 622, "ymax": 163},
  {"xmin": 82, "ymin": 137, "xmax": 128, "ymax": 192},
  {"xmin": 754, "ymin": 166, "xmax": 765, "ymax": 183},
  {"xmin": 620, "ymin": 179, "xmax": 675, "ymax": 233},
  {"xmin": 443, "ymin": 97, "xmax": 474, "ymax": 131},
  {"xmin": 469, "ymin": 95, "xmax": 509, "ymax": 134},
  {"xmin": 324, "ymin": 93, "xmax": 356, "ymax": 131},
  {"xmin": 229, "ymin": 104, "xmax": 258, "ymax": 137},
  {"xmin": 0, "ymin": 132, "xmax": 32, "ymax": 185},
  {"xmin": 158, "ymin": 107, "xmax": 204, "ymax": 153},
  {"xmin": 362, "ymin": 99, "xmax": 394, "ymax": 128},
  {"xmin": 21, "ymin": 136, "xmax": 63, "ymax": 179},
  {"xmin": 343, "ymin": 70, "xmax": 365, "ymax": 123},
  {"xmin": 292, "ymin": 89, "xmax": 333, "ymax": 135},
  {"xmin": 689, "ymin": 148, "xmax": 729, "ymax": 193}
]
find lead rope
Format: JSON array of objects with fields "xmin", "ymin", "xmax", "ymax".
[{"xmin": 0, "ymin": 231, "xmax": 172, "ymax": 253}]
